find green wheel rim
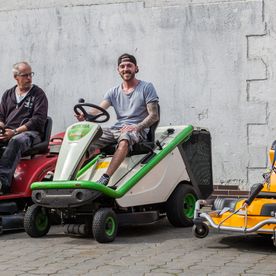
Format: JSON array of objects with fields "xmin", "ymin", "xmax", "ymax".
[
  {"xmin": 35, "ymin": 211, "xmax": 48, "ymax": 232},
  {"xmin": 183, "ymin": 193, "xmax": 196, "ymax": 219},
  {"xmin": 105, "ymin": 216, "xmax": 115, "ymax": 237}
]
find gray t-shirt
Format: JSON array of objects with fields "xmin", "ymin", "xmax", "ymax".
[{"xmin": 103, "ymin": 80, "xmax": 159, "ymax": 129}]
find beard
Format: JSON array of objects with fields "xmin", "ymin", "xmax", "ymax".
[
  {"xmin": 23, "ymin": 82, "xmax": 32, "ymax": 89},
  {"xmin": 19, "ymin": 82, "xmax": 32, "ymax": 92},
  {"xmin": 120, "ymin": 70, "xmax": 135, "ymax": 81}
]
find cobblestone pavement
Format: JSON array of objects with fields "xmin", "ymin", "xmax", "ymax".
[{"xmin": 0, "ymin": 219, "xmax": 276, "ymax": 276}]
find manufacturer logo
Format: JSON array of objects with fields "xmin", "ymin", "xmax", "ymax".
[{"xmin": 68, "ymin": 124, "xmax": 93, "ymax": 141}]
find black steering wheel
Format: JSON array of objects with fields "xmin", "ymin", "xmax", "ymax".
[{"xmin": 74, "ymin": 103, "xmax": 110, "ymax": 123}]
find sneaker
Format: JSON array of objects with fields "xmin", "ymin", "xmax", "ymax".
[{"xmin": 97, "ymin": 174, "xmax": 110, "ymax": 186}]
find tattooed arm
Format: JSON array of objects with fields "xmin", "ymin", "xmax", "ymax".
[
  {"xmin": 137, "ymin": 101, "xmax": 159, "ymax": 131},
  {"xmin": 120, "ymin": 101, "xmax": 159, "ymax": 133}
]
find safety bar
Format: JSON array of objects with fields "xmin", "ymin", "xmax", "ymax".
[
  {"xmin": 194, "ymin": 199, "xmax": 276, "ymax": 233},
  {"xmin": 200, "ymin": 212, "xmax": 276, "ymax": 233}
]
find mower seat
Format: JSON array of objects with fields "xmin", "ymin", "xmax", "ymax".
[
  {"xmin": 22, "ymin": 116, "xmax": 52, "ymax": 157},
  {"xmin": 102, "ymin": 104, "xmax": 160, "ymax": 156}
]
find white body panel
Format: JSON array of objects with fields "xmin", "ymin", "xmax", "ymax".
[
  {"xmin": 116, "ymin": 148, "xmax": 189, "ymax": 207},
  {"xmin": 77, "ymin": 125, "xmax": 192, "ymax": 207},
  {"xmin": 54, "ymin": 122, "xmax": 101, "ymax": 181},
  {"xmin": 55, "ymin": 124, "xmax": 193, "ymax": 207},
  {"xmin": 77, "ymin": 155, "xmax": 145, "ymax": 184},
  {"xmin": 78, "ymin": 148, "xmax": 189, "ymax": 208}
]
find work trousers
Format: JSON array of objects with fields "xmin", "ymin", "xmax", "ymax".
[{"xmin": 0, "ymin": 131, "xmax": 41, "ymax": 187}]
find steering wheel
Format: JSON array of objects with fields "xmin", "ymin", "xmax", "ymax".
[
  {"xmin": 0, "ymin": 126, "xmax": 5, "ymax": 136},
  {"xmin": 74, "ymin": 103, "xmax": 110, "ymax": 123}
]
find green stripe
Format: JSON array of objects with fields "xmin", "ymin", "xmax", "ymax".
[{"xmin": 31, "ymin": 125, "xmax": 193, "ymax": 198}]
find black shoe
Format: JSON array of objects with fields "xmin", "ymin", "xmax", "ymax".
[{"xmin": 97, "ymin": 174, "xmax": 110, "ymax": 186}]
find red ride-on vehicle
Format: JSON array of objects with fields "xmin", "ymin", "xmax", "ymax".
[{"xmin": 0, "ymin": 117, "xmax": 61, "ymax": 233}]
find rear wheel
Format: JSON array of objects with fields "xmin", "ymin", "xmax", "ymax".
[
  {"xmin": 92, "ymin": 208, "xmax": 118, "ymax": 243},
  {"xmin": 24, "ymin": 204, "xmax": 51, "ymax": 237},
  {"xmin": 166, "ymin": 184, "xmax": 197, "ymax": 227}
]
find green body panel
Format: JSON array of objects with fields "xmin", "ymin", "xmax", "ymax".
[{"xmin": 31, "ymin": 125, "xmax": 194, "ymax": 198}]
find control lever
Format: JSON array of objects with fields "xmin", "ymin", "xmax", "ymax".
[
  {"xmin": 167, "ymin": 128, "xmax": 175, "ymax": 135},
  {"xmin": 156, "ymin": 140, "xmax": 163, "ymax": 150}
]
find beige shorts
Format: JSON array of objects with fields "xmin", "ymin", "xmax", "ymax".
[{"xmin": 89, "ymin": 127, "xmax": 147, "ymax": 153}]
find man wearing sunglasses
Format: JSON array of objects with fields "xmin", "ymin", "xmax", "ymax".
[{"xmin": 0, "ymin": 61, "xmax": 48, "ymax": 194}]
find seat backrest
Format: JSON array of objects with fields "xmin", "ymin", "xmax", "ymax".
[
  {"xmin": 146, "ymin": 103, "xmax": 160, "ymax": 143},
  {"xmin": 22, "ymin": 116, "xmax": 53, "ymax": 156}
]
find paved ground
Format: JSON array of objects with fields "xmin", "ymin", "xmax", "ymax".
[{"xmin": 0, "ymin": 219, "xmax": 276, "ymax": 276}]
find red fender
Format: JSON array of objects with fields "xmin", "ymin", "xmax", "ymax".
[{"xmin": 0, "ymin": 154, "xmax": 58, "ymax": 200}]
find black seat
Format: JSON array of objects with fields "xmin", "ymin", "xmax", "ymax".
[
  {"xmin": 22, "ymin": 116, "xmax": 53, "ymax": 156},
  {"xmin": 102, "ymin": 104, "xmax": 160, "ymax": 156}
]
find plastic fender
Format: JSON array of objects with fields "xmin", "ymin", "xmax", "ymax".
[
  {"xmin": 116, "ymin": 148, "xmax": 189, "ymax": 207},
  {"xmin": 12, "ymin": 155, "xmax": 58, "ymax": 196}
]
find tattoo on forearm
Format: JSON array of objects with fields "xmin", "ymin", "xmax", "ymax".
[{"xmin": 137, "ymin": 102, "xmax": 159, "ymax": 131}]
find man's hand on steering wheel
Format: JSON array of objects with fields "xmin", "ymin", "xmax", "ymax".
[
  {"xmin": 75, "ymin": 113, "xmax": 85, "ymax": 122},
  {"xmin": 74, "ymin": 102, "xmax": 110, "ymax": 123}
]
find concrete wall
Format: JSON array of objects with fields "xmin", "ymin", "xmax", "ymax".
[{"xmin": 0, "ymin": 0, "xmax": 274, "ymax": 189}]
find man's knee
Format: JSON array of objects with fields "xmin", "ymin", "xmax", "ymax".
[
  {"xmin": 8, "ymin": 137, "xmax": 22, "ymax": 149},
  {"xmin": 117, "ymin": 139, "xmax": 129, "ymax": 151},
  {"xmin": 9, "ymin": 134, "xmax": 32, "ymax": 151}
]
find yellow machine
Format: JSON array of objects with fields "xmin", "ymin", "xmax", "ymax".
[{"xmin": 193, "ymin": 144, "xmax": 276, "ymax": 246}]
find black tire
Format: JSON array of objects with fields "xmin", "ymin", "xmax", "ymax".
[
  {"xmin": 166, "ymin": 184, "xmax": 198, "ymax": 227},
  {"xmin": 24, "ymin": 204, "xmax": 51, "ymax": 237},
  {"xmin": 192, "ymin": 223, "xmax": 209, "ymax": 238},
  {"xmin": 92, "ymin": 208, "xmax": 118, "ymax": 243}
]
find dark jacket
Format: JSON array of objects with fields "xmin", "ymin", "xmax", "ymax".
[{"xmin": 0, "ymin": 84, "xmax": 48, "ymax": 137}]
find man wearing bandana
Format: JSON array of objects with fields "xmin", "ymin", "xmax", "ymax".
[{"xmin": 76, "ymin": 53, "xmax": 159, "ymax": 185}]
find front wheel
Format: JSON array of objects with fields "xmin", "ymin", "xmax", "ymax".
[
  {"xmin": 24, "ymin": 204, "xmax": 51, "ymax": 237},
  {"xmin": 92, "ymin": 208, "xmax": 118, "ymax": 243},
  {"xmin": 166, "ymin": 184, "xmax": 198, "ymax": 227},
  {"xmin": 192, "ymin": 223, "xmax": 209, "ymax": 238}
]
